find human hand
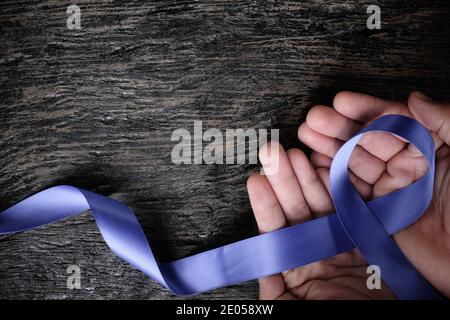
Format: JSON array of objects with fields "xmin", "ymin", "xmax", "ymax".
[{"xmin": 247, "ymin": 91, "xmax": 450, "ymax": 299}]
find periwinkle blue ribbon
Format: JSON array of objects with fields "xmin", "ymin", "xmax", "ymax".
[{"xmin": 0, "ymin": 115, "xmax": 441, "ymax": 298}]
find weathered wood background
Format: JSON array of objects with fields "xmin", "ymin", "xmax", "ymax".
[{"xmin": 0, "ymin": 0, "xmax": 449, "ymax": 299}]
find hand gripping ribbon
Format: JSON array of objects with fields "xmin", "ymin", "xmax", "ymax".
[{"xmin": 0, "ymin": 115, "xmax": 441, "ymax": 299}]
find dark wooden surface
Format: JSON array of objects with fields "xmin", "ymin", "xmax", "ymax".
[{"xmin": 1, "ymin": 0, "xmax": 450, "ymax": 299}]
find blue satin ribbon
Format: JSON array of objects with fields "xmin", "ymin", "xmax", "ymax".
[{"xmin": 0, "ymin": 115, "xmax": 441, "ymax": 298}]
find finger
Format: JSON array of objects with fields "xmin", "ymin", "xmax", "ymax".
[
  {"xmin": 317, "ymin": 167, "xmax": 372, "ymax": 200},
  {"xmin": 259, "ymin": 142, "xmax": 312, "ymax": 224},
  {"xmin": 247, "ymin": 172, "xmax": 287, "ymax": 299},
  {"xmin": 311, "ymin": 151, "xmax": 333, "ymax": 168},
  {"xmin": 299, "ymin": 123, "xmax": 385, "ymax": 185},
  {"xmin": 310, "ymin": 151, "xmax": 332, "ymax": 169},
  {"xmin": 304, "ymin": 102, "xmax": 408, "ymax": 165},
  {"xmin": 287, "ymin": 148, "xmax": 333, "ymax": 217},
  {"xmin": 436, "ymin": 146, "xmax": 450, "ymax": 187},
  {"xmin": 373, "ymin": 144, "xmax": 428, "ymax": 198},
  {"xmin": 332, "ymin": 91, "xmax": 435, "ymax": 161},
  {"xmin": 348, "ymin": 145, "xmax": 386, "ymax": 185},
  {"xmin": 298, "ymin": 122, "xmax": 342, "ymax": 158},
  {"xmin": 306, "ymin": 105, "xmax": 363, "ymax": 141},
  {"xmin": 247, "ymin": 172, "xmax": 287, "ymax": 232},
  {"xmin": 358, "ymin": 131, "xmax": 405, "ymax": 162},
  {"xmin": 408, "ymin": 91, "xmax": 448, "ymax": 147},
  {"xmin": 333, "ymin": 91, "xmax": 410, "ymax": 123},
  {"xmin": 332, "ymin": 91, "xmax": 442, "ymax": 148}
]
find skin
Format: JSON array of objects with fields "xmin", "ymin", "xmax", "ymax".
[{"xmin": 247, "ymin": 91, "xmax": 450, "ymax": 300}]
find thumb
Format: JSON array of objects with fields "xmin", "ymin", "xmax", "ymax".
[{"xmin": 408, "ymin": 91, "xmax": 450, "ymax": 146}]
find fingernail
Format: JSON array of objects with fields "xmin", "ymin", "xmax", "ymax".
[{"xmin": 414, "ymin": 91, "xmax": 433, "ymax": 102}]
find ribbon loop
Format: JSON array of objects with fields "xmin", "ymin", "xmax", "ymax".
[
  {"xmin": 330, "ymin": 115, "xmax": 440, "ymax": 299},
  {"xmin": 0, "ymin": 115, "xmax": 441, "ymax": 298}
]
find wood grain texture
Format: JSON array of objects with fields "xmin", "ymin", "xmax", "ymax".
[{"xmin": 0, "ymin": 0, "xmax": 449, "ymax": 299}]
